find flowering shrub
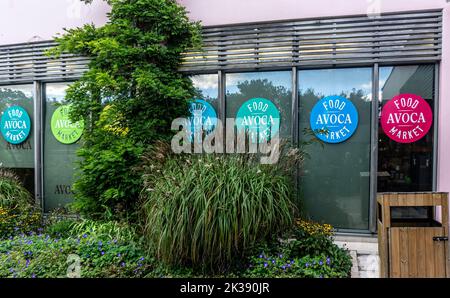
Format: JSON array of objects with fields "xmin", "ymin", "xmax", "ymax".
[
  {"xmin": 0, "ymin": 207, "xmax": 42, "ymax": 240},
  {"xmin": 244, "ymin": 253, "xmax": 348, "ymax": 278},
  {"xmin": 295, "ymin": 219, "xmax": 333, "ymax": 237},
  {"xmin": 0, "ymin": 231, "xmax": 152, "ymax": 278}
]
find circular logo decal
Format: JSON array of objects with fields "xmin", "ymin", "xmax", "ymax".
[
  {"xmin": 188, "ymin": 99, "xmax": 217, "ymax": 142},
  {"xmin": 380, "ymin": 93, "xmax": 432, "ymax": 143},
  {"xmin": 310, "ymin": 95, "xmax": 358, "ymax": 144},
  {"xmin": 51, "ymin": 105, "xmax": 84, "ymax": 144},
  {"xmin": 236, "ymin": 98, "xmax": 280, "ymax": 143},
  {"xmin": 1, "ymin": 106, "xmax": 31, "ymax": 144}
]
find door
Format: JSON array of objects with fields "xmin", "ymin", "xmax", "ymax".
[{"xmin": 389, "ymin": 227, "xmax": 447, "ymax": 277}]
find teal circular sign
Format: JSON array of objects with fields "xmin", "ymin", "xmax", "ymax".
[
  {"xmin": 236, "ymin": 98, "xmax": 280, "ymax": 143},
  {"xmin": 189, "ymin": 99, "xmax": 218, "ymax": 142},
  {"xmin": 310, "ymin": 95, "xmax": 358, "ymax": 143},
  {"xmin": 1, "ymin": 106, "xmax": 31, "ymax": 144}
]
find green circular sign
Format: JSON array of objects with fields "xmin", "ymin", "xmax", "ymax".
[{"xmin": 51, "ymin": 105, "xmax": 84, "ymax": 144}]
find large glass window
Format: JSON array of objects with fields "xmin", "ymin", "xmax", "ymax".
[
  {"xmin": 226, "ymin": 71, "xmax": 292, "ymax": 139},
  {"xmin": 0, "ymin": 85, "xmax": 35, "ymax": 195},
  {"xmin": 298, "ymin": 68, "xmax": 372, "ymax": 230},
  {"xmin": 43, "ymin": 83, "xmax": 81, "ymax": 211},
  {"xmin": 377, "ymin": 65, "xmax": 435, "ymax": 192},
  {"xmin": 191, "ymin": 74, "xmax": 219, "ymax": 111}
]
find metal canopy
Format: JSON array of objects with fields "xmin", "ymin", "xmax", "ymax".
[{"xmin": 180, "ymin": 10, "xmax": 442, "ymax": 72}]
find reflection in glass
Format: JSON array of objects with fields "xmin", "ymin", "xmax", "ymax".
[
  {"xmin": 0, "ymin": 85, "xmax": 35, "ymax": 195},
  {"xmin": 377, "ymin": 65, "xmax": 434, "ymax": 192},
  {"xmin": 44, "ymin": 83, "xmax": 81, "ymax": 211},
  {"xmin": 191, "ymin": 74, "xmax": 219, "ymax": 111},
  {"xmin": 225, "ymin": 71, "xmax": 292, "ymax": 139},
  {"xmin": 298, "ymin": 68, "xmax": 372, "ymax": 230}
]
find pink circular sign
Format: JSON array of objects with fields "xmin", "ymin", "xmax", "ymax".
[{"xmin": 381, "ymin": 94, "xmax": 432, "ymax": 143}]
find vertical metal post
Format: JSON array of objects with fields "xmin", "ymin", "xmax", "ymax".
[
  {"xmin": 369, "ymin": 64, "xmax": 379, "ymax": 233},
  {"xmin": 291, "ymin": 67, "xmax": 299, "ymax": 145},
  {"xmin": 218, "ymin": 70, "xmax": 226, "ymax": 152},
  {"xmin": 291, "ymin": 67, "xmax": 301, "ymax": 210},
  {"xmin": 432, "ymin": 63, "xmax": 439, "ymax": 191},
  {"xmin": 33, "ymin": 81, "xmax": 43, "ymax": 210}
]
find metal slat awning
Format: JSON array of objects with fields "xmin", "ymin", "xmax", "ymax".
[{"xmin": 0, "ymin": 10, "xmax": 442, "ymax": 84}]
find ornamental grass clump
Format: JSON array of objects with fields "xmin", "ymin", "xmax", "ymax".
[
  {"xmin": 0, "ymin": 168, "xmax": 33, "ymax": 210},
  {"xmin": 140, "ymin": 142, "xmax": 299, "ymax": 272},
  {"xmin": 0, "ymin": 168, "xmax": 40, "ymax": 239}
]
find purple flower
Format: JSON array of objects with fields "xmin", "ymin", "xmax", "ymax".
[
  {"xmin": 117, "ymin": 253, "xmax": 121, "ymax": 257},
  {"xmin": 26, "ymin": 259, "xmax": 30, "ymax": 268},
  {"xmin": 264, "ymin": 263, "xmax": 268, "ymax": 268},
  {"xmin": 82, "ymin": 234, "xmax": 87, "ymax": 238},
  {"xmin": 121, "ymin": 262, "xmax": 126, "ymax": 267},
  {"xmin": 279, "ymin": 254, "xmax": 283, "ymax": 258},
  {"xmin": 287, "ymin": 264, "xmax": 291, "ymax": 268},
  {"xmin": 326, "ymin": 258, "xmax": 331, "ymax": 265},
  {"xmin": 259, "ymin": 254, "xmax": 263, "ymax": 258},
  {"xmin": 281, "ymin": 265, "xmax": 286, "ymax": 270},
  {"xmin": 319, "ymin": 261, "xmax": 323, "ymax": 266},
  {"xmin": 271, "ymin": 260, "xmax": 275, "ymax": 264},
  {"xmin": 305, "ymin": 263, "xmax": 309, "ymax": 267},
  {"xmin": 98, "ymin": 241, "xmax": 102, "ymax": 246},
  {"xmin": 31, "ymin": 274, "xmax": 36, "ymax": 278},
  {"xmin": 101, "ymin": 251, "xmax": 105, "ymax": 255}
]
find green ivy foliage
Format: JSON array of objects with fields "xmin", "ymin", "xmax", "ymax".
[{"xmin": 49, "ymin": 0, "xmax": 202, "ymax": 220}]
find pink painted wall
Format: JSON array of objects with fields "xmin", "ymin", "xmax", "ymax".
[
  {"xmin": 179, "ymin": 0, "xmax": 447, "ymax": 26},
  {"xmin": 0, "ymin": 0, "xmax": 110, "ymax": 45}
]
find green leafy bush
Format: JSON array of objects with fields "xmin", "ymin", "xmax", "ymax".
[
  {"xmin": 140, "ymin": 143, "xmax": 299, "ymax": 271},
  {"xmin": 49, "ymin": 0, "xmax": 202, "ymax": 220},
  {"xmin": 282, "ymin": 220, "xmax": 353, "ymax": 275},
  {"xmin": 241, "ymin": 220, "xmax": 352, "ymax": 278}
]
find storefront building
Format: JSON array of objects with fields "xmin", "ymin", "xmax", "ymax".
[{"xmin": 0, "ymin": 0, "xmax": 449, "ymax": 275}]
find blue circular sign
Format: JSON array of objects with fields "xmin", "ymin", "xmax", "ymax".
[
  {"xmin": 236, "ymin": 98, "xmax": 280, "ymax": 143},
  {"xmin": 189, "ymin": 99, "xmax": 217, "ymax": 142},
  {"xmin": 310, "ymin": 95, "xmax": 358, "ymax": 144},
  {"xmin": 1, "ymin": 106, "xmax": 31, "ymax": 145}
]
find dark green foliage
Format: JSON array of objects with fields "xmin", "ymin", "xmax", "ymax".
[{"xmin": 49, "ymin": 0, "xmax": 201, "ymax": 220}]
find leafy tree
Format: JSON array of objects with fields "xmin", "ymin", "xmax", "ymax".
[{"xmin": 49, "ymin": 0, "xmax": 201, "ymax": 220}]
